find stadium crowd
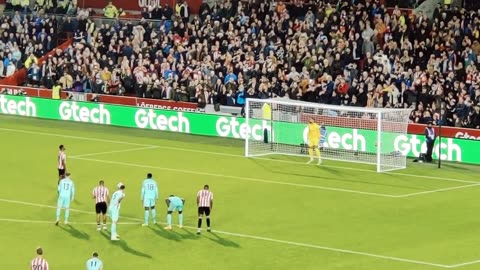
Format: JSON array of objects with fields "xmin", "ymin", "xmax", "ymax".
[
  {"xmin": 0, "ymin": 10, "xmax": 58, "ymax": 78},
  {"xmin": 2, "ymin": 0, "xmax": 480, "ymax": 129}
]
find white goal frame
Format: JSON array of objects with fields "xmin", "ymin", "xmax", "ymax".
[{"xmin": 244, "ymin": 98, "xmax": 412, "ymax": 173}]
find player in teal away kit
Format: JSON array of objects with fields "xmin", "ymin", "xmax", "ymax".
[
  {"xmin": 141, "ymin": 173, "xmax": 158, "ymax": 226},
  {"xmin": 86, "ymin": 252, "xmax": 103, "ymax": 270},
  {"xmin": 164, "ymin": 195, "xmax": 185, "ymax": 230},
  {"xmin": 56, "ymin": 173, "xmax": 75, "ymax": 225},
  {"xmin": 109, "ymin": 183, "xmax": 126, "ymax": 241}
]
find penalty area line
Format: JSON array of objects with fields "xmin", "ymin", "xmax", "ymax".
[
  {"xmin": 0, "ymin": 197, "xmax": 455, "ymax": 268},
  {"xmin": 0, "ymin": 126, "xmax": 477, "ymax": 185},
  {"xmin": 70, "ymin": 157, "xmax": 399, "ymax": 198},
  {"xmin": 448, "ymin": 259, "xmax": 480, "ymax": 268},
  {"xmin": 396, "ymin": 183, "xmax": 480, "ymax": 198}
]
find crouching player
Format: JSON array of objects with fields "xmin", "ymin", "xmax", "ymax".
[{"xmin": 164, "ymin": 195, "xmax": 185, "ymax": 230}]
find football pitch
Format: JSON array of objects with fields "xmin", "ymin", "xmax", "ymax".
[{"xmin": 2, "ymin": 114, "xmax": 480, "ymax": 270}]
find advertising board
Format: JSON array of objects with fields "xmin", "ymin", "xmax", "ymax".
[{"xmin": 0, "ymin": 95, "xmax": 477, "ymax": 164}]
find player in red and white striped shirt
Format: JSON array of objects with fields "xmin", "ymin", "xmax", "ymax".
[
  {"xmin": 93, "ymin": 180, "xmax": 110, "ymax": 231},
  {"xmin": 58, "ymin": 144, "xmax": 67, "ymax": 182},
  {"xmin": 31, "ymin": 247, "xmax": 49, "ymax": 270},
  {"xmin": 196, "ymin": 185, "xmax": 213, "ymax": 234}
]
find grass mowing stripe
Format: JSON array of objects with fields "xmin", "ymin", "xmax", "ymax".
[
  {"xmin": 0, "ymin": 197, "xmax": 454, "ymax": 268},
  {"xmin": 0, "ymin": 218, "xmax": 139, "ymax": 225},
  {"xmin": 0, "ymin": 198, "xmax": 143, "ymax": 222},
  {"xmin": 71, "ymin": 156, "xmax": 399, "ymax": 198},
  {"xmin": 0, "ymin": 126, "xmax": 477, "ymax": 184},
  {"xmin": 72, "ymin": 156, "xmax": 478, "ymax": 199},
  {"xmin": 70, "ymin": 146, "xmax": 159, "ymax": 158}
]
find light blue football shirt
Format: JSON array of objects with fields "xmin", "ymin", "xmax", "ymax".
[
  {"xmin": 169, "ymin": 196, "xmax": 183, "ymax": 207},
  {"xmin": 58, "ymin": 177, "xmax": 75, "ymax": 200},
  {"xmin": 141, "ymin": 178, "xmax": 158, "ymax": 200},
  {"xmin": 86, "ymin": 257, "xmax": 103, "ymax": 270},
  {"xmin": 110, "ymin": 190, "xmax": 125, "ymax": 209}
]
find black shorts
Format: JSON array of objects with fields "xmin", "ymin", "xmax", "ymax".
[
  {"xmin": 95, "ymin": 202, "xmax": 108, "ymax": 214},
  {"xmin": 58, "ymin": 169, "xmax": 65, "ymax": 176},
  {"xmin": 198, "ymin": 207, "xmax": 211, "ymax": 216}
]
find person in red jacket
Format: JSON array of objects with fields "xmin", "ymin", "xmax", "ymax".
[{"xmin": 337, "ymin": 77, "xmax": 349, "ymax": 95}]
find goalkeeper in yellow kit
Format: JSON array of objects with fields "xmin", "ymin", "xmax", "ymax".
[{"xmin": 307, "ymin": 118, "xmax": 322, "ymax": 165}]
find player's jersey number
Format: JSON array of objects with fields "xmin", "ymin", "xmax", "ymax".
[
  {"xmin": 147, "ymin": 184, "xmax": 155, "ymax": 190},
  {"xmin": 90, "ymin": 261, "xmax": 97, "ymax": 267},
  {"xmin": 32, "ymin": 265, "xmax": 44, "ymax": 270},
  {"xmin": 63, "ymin": 183, "xmax": 70, "ymax": 190}
]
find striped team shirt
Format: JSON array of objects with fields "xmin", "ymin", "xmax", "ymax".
[
  {"xmin": 93, "ymin": 186, "xmax": 109, "ymax": 204},
  {"xmin": 197, "ymin": 189, "xmax": 213, "ymax": 207},
  {"xmin": 31, "ymin": 257, "xmax": 49, "ymax": 270},
  {"xmin": 58, "ymin": 150, "xmax": 66, "ymax": 170}
]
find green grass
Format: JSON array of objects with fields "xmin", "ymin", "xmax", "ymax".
[{"xmin": 1, "ymin": 114, "xmax": 480, "ymax": 270}]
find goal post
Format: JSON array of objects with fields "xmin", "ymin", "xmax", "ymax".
[{"xmin": 244, "ymin": 98, "xmax": 412, "ymax": 173}]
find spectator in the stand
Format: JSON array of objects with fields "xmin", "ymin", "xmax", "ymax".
[
  {"xmin": 62, "ymin": 16, "xmax": 74, "ymax": 33},
  {"xmin": 104, "ymin": 1, "xmax": 119, "ymax": 19},
  {"xmin": 73, "ymin": 29, "xmax": 84, "ymax": 43},
  {"xmin": 5, "ymin": 60, "xmax": 16, "ymax": 77},
  {"xmin": 27, "ymin": 63, "xmax": 42, "ymax": 86},
  {"xmin": 8, "ymin": 1, "xmax": 479, "ymax": 129},
  {"xmin": 73, "ymin": 75, "xmax": 83, "ymax": 92},
  {"xmin": 66, "ymin": 0, "xmax": 77, "ymax": 15},
  {"xmin": 20, "ymin": 0, "xmax": 30, "ymax": 13},
  {"xmin": 24, "ymin": 53, "xmax": 38, "ymax": 69},
  {"xmin": 59, "ymin": 70, "xmax": 73, "ymax": 91},
  {"xmin": 77, "ymin": 8, "xmax": 89, "ymax": 19},
  {"xmin": 56, "ymin": 0, "xmax": 68, "ymax": 14},
  {"xmin": 178, "ymin": 1, "xmax": 190, "ymax": 24}
]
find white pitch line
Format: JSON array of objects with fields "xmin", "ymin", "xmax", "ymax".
[
  {"xmin": 384, "ymin": 172, "xmax": 478, "ymax": 184},
  {"xmin": 0, "ymin": 126, "xmax": 478, "ymax": 185},
  {"xmin": 70, "ymin": 157, "xmax": 398, "ymax": 198},
  {"xmin": 70, "ymin": 146, "xmax": 159, "ymax": 158},
  {"xmin": 251, "ymin": 157, "xmax": 479, "ymax": 185},
  {"xmin": 397, "ymin": 183, "xmax": 480, "ymax": 198},
  {"xmin": 0, "ymin": 127, "xmax": 157, "ymax": 147},
  {"xmin": 208, "ymin": 229, "xmax": 452, "ymax": 269},
  {"xmin": 71, "ymin": 157, "xmax": 480, "ymax": 199},
  {"xmin": 0, "ymin": 198, "xmax": 143, "ymax": 223},
  {"xmin": 447, "ymin": 259, "xmax": 480, "ymax": 268},
  {"xmin": 0, "ymin": 198, "xmax": 455, "ymax": 268},
  {"xmin": 0, "ymin": 218, "xmax": 139, "ymax": 225},
  {"xmin": 1, "ymin": 125, "xmax": 477, "ymax": 198}
]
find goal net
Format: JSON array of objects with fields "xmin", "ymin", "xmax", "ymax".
[{"xmin": 244, "ymin": 98, "xmax": 412, "ymax": 173}]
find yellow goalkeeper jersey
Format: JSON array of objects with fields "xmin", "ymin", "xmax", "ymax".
[{"xmin": 308, "ymin": 123, "xmax": 320, "ymax": 139}]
